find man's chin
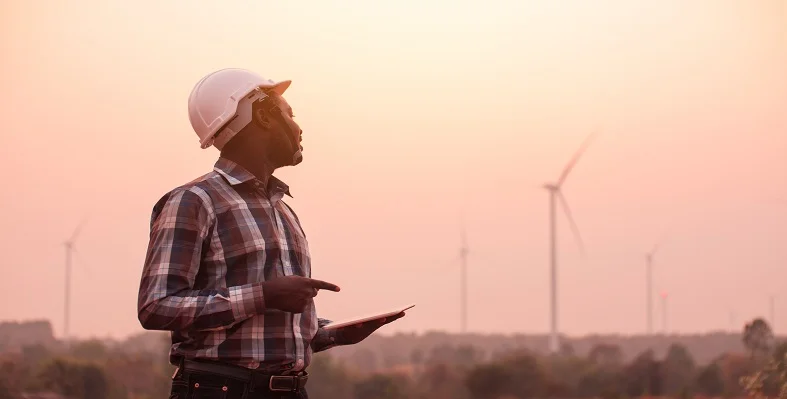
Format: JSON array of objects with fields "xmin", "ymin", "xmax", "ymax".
[{"xmin": 291, "ymin": 151, "xmax": 303, "ymax": 166}]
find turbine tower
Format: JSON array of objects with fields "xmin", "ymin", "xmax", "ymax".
[
  {"xmin": 645, "ymin": 230, "xmax": 669, "ymax": 335},
  {"xmin": 460, "ymin": 225, "xmax": 469, "ymax": 334},
  {"xmin": 542, "ymin": 131, "xmax": 597, "ymax": 354},
  {"xmin": 645, "ymin": 247, "xmax": 657, "ymax": 335},
  {"xmin": 63, "ymin": 218, "xmax": 87, "ymax": 344}
]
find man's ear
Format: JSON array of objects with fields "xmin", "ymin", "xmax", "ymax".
[{"xmin": 253, "ymin": 104, "xmax": 272, "ymax": 129}]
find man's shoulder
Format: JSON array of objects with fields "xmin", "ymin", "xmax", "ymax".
[{"xmin": 150, "ymin": 171, "xmax": 225, "ymax": 220}]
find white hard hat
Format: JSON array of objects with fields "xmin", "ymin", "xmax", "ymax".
[{"xmin": 187, "ymin": 68, "xmax": 291, "ymax": 149}]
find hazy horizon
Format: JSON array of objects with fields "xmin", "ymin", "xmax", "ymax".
[{"xmin": 1, "ymin": 0, "xmax": 785, "ymax": 341}]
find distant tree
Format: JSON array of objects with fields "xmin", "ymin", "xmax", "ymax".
[
  {"xmin": 560, "ymin": 341, "xmax": 576, "ymax": 357},
  {"xmin": 588, "ymin": 343, "xmax": 624, "ymax": 369},
  {"xmin": 35, "ymin": 358, "xmax": 109, "ymax": 399},
  {"xmin": 465, "ymin": 362, "xmax": 516, "ymax": 399},
  {"xmin": 104, "ymin": 354, "xmax": 164, "ymax": 399},
  {"xmin": 717, "ymin": 352, "xmax": 754, "ymax": 397},
  {"xmin": 577, "ymin": 366, "xmax": 623, "ymax": 399},
  {"xmin": 507, "ymin": 353, "xmax": 555, "ymax": 398},
  {"xmin": 81, "ymin": 363, "xmax": 109, "ymax": 399},
  {"xmin": 455, "ymin": 344, "xmax": 482, "ymax": 365},
  {"xmin": 623, "ymin": 349, "xmax": 662, "ymax": 397},
  {"xmin": 0, "ymin": 359, "xmax": 20, "ymax": 398},
  {"xmin": 741, "ymin": 341, "xmax": 787, "ymax": 399},
  {"xmin": 353, "ymin": 373, "xmax": 411, "ymax": 399},
  {"xmin": 382, "ymin": 352, "xmax": 407, "ymax": 370},
  {"xmin": 773, "ymin": 341, "xmax": 787, "ymax": 377},
  {"xmin": 349, "ymin": 348, "xmax": 379, "ymax": 373},
  {"xmin": 466, "ymin": 352, "xmax": 548, "ymax": 399},
  {"xmin": 743, "ymin": 318, "xmax": 774, "ymax": 359},
  {"xmin": 662, "ymin": 343, "xmax": 696, "ymax": 396},
  {"xmin": 413, "ymin": 363, "xmax": 471, "ymax": 399},
  {"xmin": 21, "ymin": 344, "xmax": 53, "ymax": 367},
  {"xmin": 695, "ymin": 362, "xmax": 725, "ymax": 397},
  {"xmin": 541, "ymin": 353, "xmax": 591, "ymax": 395},
  {"xmin": 70, "ymin": 339, "xmax": 108, "ymax": 362},
  {"xmin": 307, "ymin": 354, "xmax": 354, "ymax": 399},
  {"xmin": 409, "ymin": 348, "xmax": 424, "ymax": 366}
]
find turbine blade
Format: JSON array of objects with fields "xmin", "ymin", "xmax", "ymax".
[
  {"xmin": 557, "ymin": 191, "xmax": 586, "ymax": 256},
  {"xmin": 68, "ymin": 216, "xmax": 90, "ymax": 243},
  {"xmin": 650, "ymin": 227, "xmax": 672, "ymax": 256},
  {"xmin": 649, "ymin": 243, "xmax": 660, "ymax": 257},
  {"xmin": 557, "ymin": 129, "xmax": 600, "ymax": 186}
]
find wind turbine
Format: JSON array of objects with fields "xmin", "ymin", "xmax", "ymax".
[
  {"xmin": 437, "ymin": 215, "xmax": 473, "ymax": 334},
  {"xmin": 645, "ymin": 230, "xmax": 670, "ymax": 335},
  {"xmin": 542, "ymin": 131, "xmax": 597, "ymax": 354},
  {"xmin": 63, "ymin": 218, "xmax": 87, "ymax": 345},
  {"xmin": 459, "ymin": 225, "xmax": 469, "ymax": 334}
]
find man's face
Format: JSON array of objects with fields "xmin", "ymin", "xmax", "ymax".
[
  {"xmin": 269, "ymin": 92, "xmax": 302, "ymax": 153},
  {"xmin": 254, "ymin": 91, "xmax": 303, "ymax": 166}
]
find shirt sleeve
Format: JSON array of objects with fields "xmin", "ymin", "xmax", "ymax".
[
  {"xmin": 311, "ymin": 317, "xmax": 340, "ymax": 352},
  {"xmin": 137, "ymin": 187, "xmax": 266, "ymax": 332}
]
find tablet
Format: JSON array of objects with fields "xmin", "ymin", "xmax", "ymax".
[{"xmin": 322, "ymin": 304, "xmax": 415, "ymax": 330}]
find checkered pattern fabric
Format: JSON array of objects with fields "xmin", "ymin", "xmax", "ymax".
[{"xmin": 138, "ymin": 157, "xmax": 337, "ymax": 372}]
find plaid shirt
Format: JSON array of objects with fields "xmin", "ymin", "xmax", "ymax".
[{"xmin": 137, "ymin": 157, "xmax": 338, "ymax": 372}]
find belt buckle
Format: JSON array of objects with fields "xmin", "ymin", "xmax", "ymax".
[{"xmin": 269, "ymin": 375, "xmax": 295, "ymax": 392}]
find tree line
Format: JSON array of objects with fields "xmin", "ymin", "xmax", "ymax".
[{"xmin": 0, "ymin": 317, "xmax": 784, "ymax": 399}]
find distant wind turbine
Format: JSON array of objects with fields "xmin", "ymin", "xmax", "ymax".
[
  {"xmin": 645, "ymin": 229, "xmax": 670, "ymax": 335},
  {"xmin": 542, "ymin": 130, "xmax": 598, "ymax": 354},
  {"xmin": 460, "ymin": 224, "xmax": 469, "ymax": 334},
  {"xmin": 63, "ymin": 217, "xmax": 88, "ymax": 344},
  {"xmin": 442, "ymin": 214, "xmax": 473, "ymax": 334}
]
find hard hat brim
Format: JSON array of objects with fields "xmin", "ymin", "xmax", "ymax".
[{"xmin": 262, "ymin": 80, "xmax": 291, "ymax": 96}]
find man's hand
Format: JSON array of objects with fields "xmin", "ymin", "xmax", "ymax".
[
  {"xmin": 262, "ymin": 275, "xmax": 340, "ymax": 313},
  {"xmin": 336, "ymin": 311, "xmax": 406, "ymax": 346}
]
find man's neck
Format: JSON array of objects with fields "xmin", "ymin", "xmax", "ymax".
[{"xmin": 220, "ymin": 151, "xmax": 277, "ymax": 187}]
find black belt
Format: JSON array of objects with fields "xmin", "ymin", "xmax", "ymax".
[{"xmin": 180, "ymin": 359, "xmax": 308, "ymax": 392}]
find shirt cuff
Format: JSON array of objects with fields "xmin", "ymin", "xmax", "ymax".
[
  {"xmin": 228, "ymin": 282, "xmax": 266, "ymax": 322},
  {"xmin": 312, "ymin": 325, "xmax": 340, "ymax": 352}
]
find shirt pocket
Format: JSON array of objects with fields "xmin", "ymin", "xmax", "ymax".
[{"xmin": 211, "ymin": 203, "xmax": 284, "ymax": 285}]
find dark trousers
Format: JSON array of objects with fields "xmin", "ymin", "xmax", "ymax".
[{"xmin": 170, "ymin": 369, "xmax": 309, "ymax": 399}]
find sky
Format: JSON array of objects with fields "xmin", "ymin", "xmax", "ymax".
[{"xmin": 1, "ymin": 0, "xmax": 785, "ymax": 341}]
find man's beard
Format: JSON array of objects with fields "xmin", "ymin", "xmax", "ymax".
[{"xmin": 265, "ymin": 134, "xmax": 302, "ymax": 167}]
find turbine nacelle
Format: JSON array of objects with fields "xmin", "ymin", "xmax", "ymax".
[{"xmin": 542, "ymin": 183, "xmax": 560, "ymax": 191}]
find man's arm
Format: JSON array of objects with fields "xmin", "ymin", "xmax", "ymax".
[
  {"xmin": 311, "ymin": 318, "xmax": 341, "ymax": 352},
  {"xmin": 137, "ymin": 188, "xmax": 265, "ymax": 332}
]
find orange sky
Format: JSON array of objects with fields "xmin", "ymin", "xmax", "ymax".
[{"xmin": 1, "ymin": 0, "xmax": 786, "ymax": 340}]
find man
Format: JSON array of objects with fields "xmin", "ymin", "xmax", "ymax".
[{"xmin": 137, "ymin": 68, "xmax": 405, "ymax": 398}]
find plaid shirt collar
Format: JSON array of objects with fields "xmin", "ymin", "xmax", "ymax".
[{"xmin": 213, "ymin": 157, "xmax": 293, "ymax": 198}]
